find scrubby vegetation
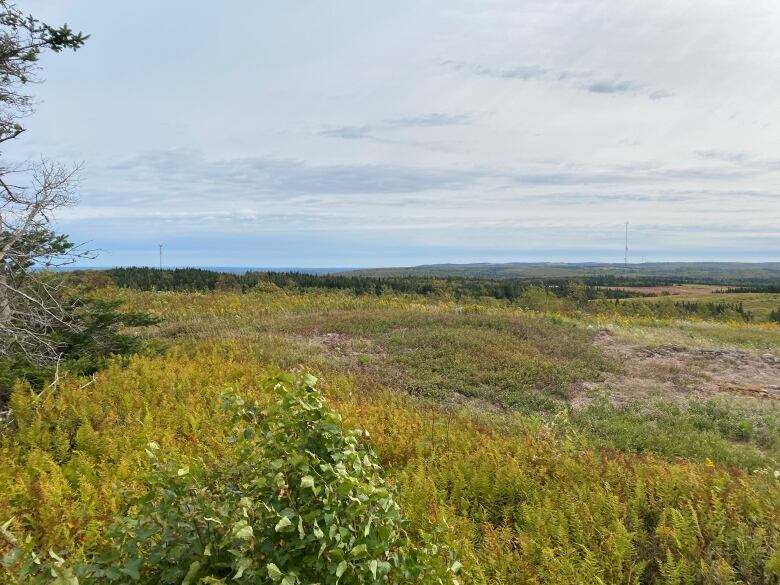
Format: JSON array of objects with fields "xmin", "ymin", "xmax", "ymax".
[
  {"xmin": 601, "ymin": 298, "xmax": 756, "ymax": 322},
  {"xmin": 2, "ymin": 283, "xmax": 780, "ymax": 583},
  {"xmin": 98, "ymin": 266, "xmax": 635, "ymax": 301},
  {"xmin": 0, "ymin": 294, "xmax": 159, "ymax": 406},
  {"xmin": 3, "ymin": 1, "xmax": 779, "ymax": 582},
  {"xmin": 573, "ymin": 396, "xmax": 780, "ymax": 470},
  {"xmin": 4, "ymin": 374, "xmax": 455, "ymax": 584},
  {"xmin": 75, "ymin": 267, "xmax": 780, "ymax": 323}
]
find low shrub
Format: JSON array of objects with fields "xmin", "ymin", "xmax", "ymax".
[{"xmin": 3, "ymin": 374, "xmax": 456, "ymax": 584}]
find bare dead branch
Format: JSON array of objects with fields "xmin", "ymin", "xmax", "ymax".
[{"xmin": 0, "ymin": 3, "xmax": 90, "ymax": 371}]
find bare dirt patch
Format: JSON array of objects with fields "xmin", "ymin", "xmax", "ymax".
[
  {"xmin": 301, "ymin": 332, "xmax": 386, "ymax": 359},
  {"xmin": 574, "ymin": 330, "xmax": 780, "ymax": 407}
]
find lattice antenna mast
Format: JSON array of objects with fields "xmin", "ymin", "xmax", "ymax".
[
  {"xmin": 624, "ymin": 222, "xmax": 629, "ymax": 277},
  {"xmin": 159, "ymin": 244, "xmax": 163, "ymax": 270}
]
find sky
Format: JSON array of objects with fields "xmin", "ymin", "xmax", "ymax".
[{"xmin": 11, "ymin": 0, "xmax": 780, "ymax": 267}]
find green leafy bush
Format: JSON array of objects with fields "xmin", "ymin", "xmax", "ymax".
[{"xmin": 5, "ymin": 374, "xmax": 455, "ymax": 584}]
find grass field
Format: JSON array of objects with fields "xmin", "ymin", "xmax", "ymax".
[{"xmin": 2, "ymin": 287, "xmax": 780, "ymax": 583}]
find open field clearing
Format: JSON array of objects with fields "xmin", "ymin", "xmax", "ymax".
[{"xmin": 2, "ymin": 287, "xmax": 780, "ymax": 583}]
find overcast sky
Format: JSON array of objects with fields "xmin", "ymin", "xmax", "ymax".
[{"xmin": 13, "ymin": 0, "xmax": 780, "ymax": 267}]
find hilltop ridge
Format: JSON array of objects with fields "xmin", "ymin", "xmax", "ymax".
[{"xmin": 343, "ymin": 261, "xmax": 780, "ymax": 282}]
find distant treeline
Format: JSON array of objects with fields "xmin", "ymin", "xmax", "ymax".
[
  {"xmin": 717, "ymin": 285, "xmax": 780, "ymax": 294},
  {"xmin": 83, "ymin": 267, "xmax": 648, "ymax": 302},
  {"xmin": 349, "ymin": 262, "xmax": 780, "ymax": 286},
  {"xmin": 674, "ymin": 300, "xmax": 753, "ymax": 321},
  {"xmin": 602, "ymin": 298, "xmax": 757, "ymax": 322},
  {"xmin": 69, "ymin": 268, "xmax": 775, "ymax": 323}
]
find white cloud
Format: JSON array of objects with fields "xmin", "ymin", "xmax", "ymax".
[{"xmin": 18, "ymin": 0, "xmax": 780, "ymax": 264}]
